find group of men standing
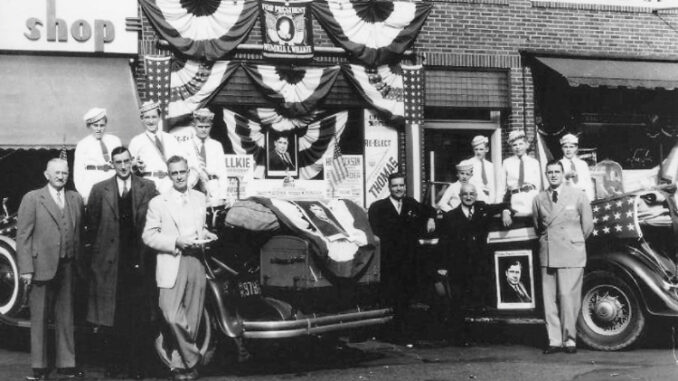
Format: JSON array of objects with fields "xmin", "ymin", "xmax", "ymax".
[
  {"xmin": 368, "ymin": 129, "xmax": 594, "ymax": 354},
  {"xmin": 17, "ymin": 102, "xmax": 224, "ymax": 381}
]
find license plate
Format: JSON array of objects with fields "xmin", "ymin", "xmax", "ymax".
[{"xmin": 238, "ymin": 280, "xmax": 261, "ymax": 298}]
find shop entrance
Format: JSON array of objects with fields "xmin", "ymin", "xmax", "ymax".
[{"xmin": 424, "ymin": 118, "xmax": 502, "ymax": 206}]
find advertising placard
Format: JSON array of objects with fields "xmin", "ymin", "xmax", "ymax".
[
  {"xmin": 324, "ymin": 155, "xmax": 364, "ymax": 207},
  {"xmin": 246, "ymin": 179, "xmax": 329, "ymax": 200},
  {"xmin": 364, "ymin": 109, "xmax": 399, "ymax": 207},
  {"xmin": 225, "ymin": 154, "xmax": 255, "ymax": 200}
]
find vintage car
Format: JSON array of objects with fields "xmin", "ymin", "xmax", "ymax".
[{"xmin": 0, "ymin": 196, "xmax": 391, "ymax": 365}]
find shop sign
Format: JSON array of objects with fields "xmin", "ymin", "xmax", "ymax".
[
  {"xmin": 260, "ymin": 0, "xmax": 313, "ymax": 60},
  {"xmin": 531, "ymin": 0, "xmax": 678, "ymax": 7},
  {"xmin": 364, "ymin": 109, "xmax": 399, "ymax": 208},
  {"xmin": 0, "ymin": 0, "xmax": 138, "ymax": 54},
  {"xmin": 225, "ymin": 154, "xmax": 255, "ymax": 200},
  {"xmin": 246, "ymin": 179, "xmax": 329, "ymax": 200},
  {"xmin": 325, "ymin": 155, "xmax": 364, "ymax": 207}
]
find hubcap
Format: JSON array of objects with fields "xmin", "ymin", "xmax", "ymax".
[
  {"xmin": 0, "ymin": 247, "xmax": 19, "ymax": 314},
  {"xmin": 582, "ymin": 284, "xmax": 631, "ymax": 336}
]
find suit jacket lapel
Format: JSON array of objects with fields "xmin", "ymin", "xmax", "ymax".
[
  {"xmin": 131, "ymin": 175, "xmax": 143, "ymax": 222},
  {"xmin": 103, "ymin": 178, "xmax": 118, "ymax": 220},
  {"xmin": 38, "ymin": 186, "xmax": 61, "ymax": 226},
  {"xmin": 544, "ymin": 188, "xmax": 569, "ymax": 226},
  {"xmin": 66, "ymin": 191, "xmax": 79, "ymax": 229}
]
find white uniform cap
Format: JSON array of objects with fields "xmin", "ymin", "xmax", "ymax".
[
  {"xmin": 83, "ymin": 107, "xmax": 107, "ymax": 125},
  {"xmin": 456, "ymin": 159, "xmax": 474, "ymax": 172},
  {"xmin": 559, "ymin": 133, "xmax": 579, "ymax": 146},
  {"xmin": 139, "ymin": 100, "xmax": 160, "ymax": 114},
  {"xmin": 507, "ymin": 130, "xmax": 526, "ymax": 143},
  {"xmin": 471, "ymin": 135, "xmax": 489, "ymax": 148},
  {"xmin": 193, "ymin": 108, "xmax": 215, "ymax": 122}
]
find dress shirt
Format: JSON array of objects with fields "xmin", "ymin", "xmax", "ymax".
[
  {"xmin": 501, "ymin": 154, "xmax": 542, "ymax": 192},
  {"xmin": 129, "ymin": 130, "xmax": 184, "ymax": 194},
  {"xmin": 73, "ymin": 133, "xmax": 121, "ymax": 203},
  {"xmin": 559, "ymin": 157, "xmax": 594, "ymax": 201},
  {"xmin": 47, "ymin": 184, "xmax": 65, "ymax": 208},
  {"xmin": 461, "ymin": 205, "xmax": 474, "ymax": 219},
  {"xmin": 389, "ymin": 197, "xmax": 402, "ymax": 214},
  {"xmin": 168, "ymin": 188, "xmax": 200, "ymax": 238},
  {"xmin": 436, "ymin": 181, "xmax": 462, "ymax": 212},
  {"xmin": 116, "ymin": 177, "xmax": 131, "ymax": 197},
  {"xmin": 470, "ymin": 157, "xmax": 495, "ymax": 203},
  {"xmin": 547, "ymin": 184, "xmax": 563, "ymax": 204}
]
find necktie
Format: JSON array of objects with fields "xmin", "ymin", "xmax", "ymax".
[
  {"xmin": 481, "ymin": 160, "xmax": 488, "ymax": 186},
  {"xmin": 468, "ymin": 208, "xmax": 473, "ymax": 221},
  {"xmin": 154, "ymin": 135, "xmax": 165, "ymax": 159},
  {"xmin": 518, "ymin": 156, "xmax": 525, "ymax": 187},
  {"xmin": 121, "ymin": 180, "xmax": 129, "ymax": 198},
  {"xmin": 56, "ymin": 191, "xmax": 64, "ymax": 209},
  {"xmin": 284, "ymin": 153, "xmax": 293, "ymax": 167},
  {"xmin": 552, "ymin": 190, "xmax": 558, "ymax": 203},
  {"xmin": 570, "ymin": 160, "xmax": 579, "ymax": 184},
  {"xmin": 397, "ymin": 200, "xmax": 402, "ymax": 215},
  {"xmin": 199, "ymin": 140, "xmax": 207, "ymax": 167},
  {"xmin": 99, "ymin": 140, "xmax": 110, "ymax": 162}
]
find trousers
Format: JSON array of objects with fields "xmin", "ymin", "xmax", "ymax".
[{"xmin": 541, "ymin": 267, "xmax": 583, "ymax": 347}]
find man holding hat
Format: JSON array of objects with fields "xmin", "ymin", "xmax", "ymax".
[
  {"xmin": 559, "ymin": 133, "xmax": 594, "ymax": 201},
  {"xmin": 437, "ymin": 159, "xmax": 475, "ymax": 212},
  {"xmin": 499, "ymin": 130, "xmax": 542, "ymax": 225},
  {"xmin": 183, "ymin": 108, "xmax": 228, "ymax": 204},
  {"xmin": 129, "ymin": 101, "xmax": 185, "ymax": 194},
  {"xmin": 469, "ymin": 135, "xmax": 495, "ymax": 203},
  {"xmin": 73, "ymin": 108, "xmax": 121, "ymax": 203}
]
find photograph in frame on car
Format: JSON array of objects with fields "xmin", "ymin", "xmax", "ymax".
[{"xmin": 495, "ymin": 250, "xmax": 536, "ymax": 310}]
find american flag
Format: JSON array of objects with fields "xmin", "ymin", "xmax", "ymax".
[
  {"xmin": 591, "ymin": 195, "xmax": 642, "ymax": 239},
  {"xmin": 328, "ymin": 138, "xmax": 349, "ymax": 189},
  {"xmin": 401, "ymin": 63, "xmax": 424, "ymax": 128},
  {"xmin": 144, "ymin": 55, "xmax": 172, "ymax": 117}
]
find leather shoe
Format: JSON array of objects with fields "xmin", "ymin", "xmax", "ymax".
[
  {"xmin": 26, "ymin": 368, "xmax": 48, "ymax": 381},
  {"xmin": 543, "ymin": 346, "xmax": 562, "ymax": 354},
  {"xmin": 564, "ymin": 346, "xmax": 577, "ymax": 354},
  {"xmin": 56, "ymin": 367, "xmax": 85, "ymax": 378}
]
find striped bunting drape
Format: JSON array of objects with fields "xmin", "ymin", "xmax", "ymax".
[
  {"xmin": 341, "ymin": 63, "xmax": 404, "ymax": 124},
  {"xmin": 223, "ymin": 109, "xmax": 347, "ymax": 180},
  {"xmin": 139, "ymin": 0, "xmax": 259, "ymax": 60},
  {"xmin": 242, "ymin": 64, "xmax": 341, "ymax": 117},
  {"xmin": 311, "ymin": 0, "xmax": 433, "ymax": 67}
]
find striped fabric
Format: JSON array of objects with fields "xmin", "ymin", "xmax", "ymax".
[{"xmin": 341, "ymin": 63, "xmax": 404, "ymax": 123}]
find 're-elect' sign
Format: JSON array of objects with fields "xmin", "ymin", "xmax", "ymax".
[{"xmin": 0, "ymin": 0, "xmax": 138, "ymax": 54}]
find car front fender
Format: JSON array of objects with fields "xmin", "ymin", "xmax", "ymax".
[{"xmin": 588, "ymin": 251, "xmax": 678, "ymax": 317}]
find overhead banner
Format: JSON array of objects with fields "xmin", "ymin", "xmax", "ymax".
[
  {"xmin": 364, "ymin": 109, "xmax": 399, "ymax": 207},
  {"xmin": 325, "ymin": 154, "xmax": 364, "ymax": 207},
  {"xmin": 261, "ymin": 0, "xmax": 313, "ymax": 60}
]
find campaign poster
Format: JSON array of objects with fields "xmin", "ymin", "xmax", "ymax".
[
  {"xmin": 224, "ymin": 154, "xmax": 254, "ymax": 200},
  {"xmin": 364, "ymin": 109, "xmax": 399, "ymax": 208},
  {"xmin": 324, "ymin": 155, "xmax": 364, "ymax": 207},
  {"xmin": 495, "ymin": 250, "xmax": 535, "ymax": 310},
  {"xmin": 261, "ymin": 0, "xmax": 313, "ymax": 60}
]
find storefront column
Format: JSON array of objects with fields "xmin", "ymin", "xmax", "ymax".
[{"xmin": 406, "ymin": 122, "xmax": 423, "ymax": 201}]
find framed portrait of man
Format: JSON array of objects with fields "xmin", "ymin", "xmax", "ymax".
[
  {"xmin": 495, "ymin": 250, "xmax": 535, "ymax": 310},
  {"xmin": 266, "ymin": 132, "xmax": 299, "ymax": 178},
  {"xmin": 296, "ymin": 201, "xmax": 349, "ymax": 242}
]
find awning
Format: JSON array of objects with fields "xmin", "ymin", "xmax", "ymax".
[
  {"xmin": 535, "ymin": 56, "xmax": 678, "ymax": 90},
  {"xmin": 0, "ymin": 55, "xmax": 140, "ymax": 149}
]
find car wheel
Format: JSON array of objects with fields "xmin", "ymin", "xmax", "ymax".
[
  {"xmin": 154, "ymin": 309, "xmax": 217, "ymax": 367},
  {"xmin": 0, "ymin": 239, "xmax": 23, "ymax": 318},
  {"xmin": 577, "ymin": 270, "xmax": 645, "ymax": 351}
]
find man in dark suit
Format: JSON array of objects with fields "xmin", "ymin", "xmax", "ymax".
[
  {"xmin": 500, "ymin": 260, "xmax": 532, "ymax": 304},
  {"xmin": 16, "ymin": 158, "xmax": 85, "ymax": 381},
  {"xmin": 533, "ymin": 160, "xmax": 593, "ymax": 354},
  {"xmin": 268, "ymin": 135, "xmax": 296, "ymax": 172},
  {"xmin": 86, "ymin": 146, "xmax": 159, "ymax": 379},
  {"xmin": 368, "ymin": 173, "xmax": 435, "ymax": 337},
  {"xmin": 438, "ymin": 183, "xmax": 507, "ymax": 344}
]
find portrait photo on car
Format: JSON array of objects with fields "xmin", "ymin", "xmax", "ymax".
[
  {"xmin": 295, "ymin": 201, "xmax": 350, "ymax": 242},
  {"xmin": 495, "ymin": 250, "xmax": 535, "ymax": 310},
  {"xmin": 266, "ymin": 131, "xmax": 299, "ymax": 178}
]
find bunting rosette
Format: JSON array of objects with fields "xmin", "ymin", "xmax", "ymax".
[
  {"xmin": 167, "ymin": 58, "xmax": 237, "ymax": 128},
  {"xmin": 139, "ymin": 0, "xmax": 259, "ymax": 60},
  {"xmin": 311, "ymin": 0, "xmax": 433, "ymax": 66},
  {"xmin": 242, "ymin": 64, "xmax": 340, "ymax": 117},
  {"xmin": 342, "ymin": 64, "xmax": 404, "ymax": 123},
  {"xmin": 223, "ymin": 109, "xmax": 347, "ymax": 180}
]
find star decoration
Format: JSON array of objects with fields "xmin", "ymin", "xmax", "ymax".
[
  {"xmin": 614, "ymin": 225, "xmax": 623, "ymax": 232},
  {"xmin": 603, "ymin": 227, "xmax": 611, "ymax": 234}
]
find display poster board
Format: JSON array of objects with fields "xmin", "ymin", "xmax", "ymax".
[
  {"xmin": 224, "ymin": 154, "xmax": 255, "ymax": 200},
  {"xmin": 324, "ymin": 155, "xmax": 364, "ymax": 207},
  {"xmin": 260, "ymin": 0, "xmax": 313, "ymax": 60},
  {"xmin": 495, "ymin": 250, "xmax": 535, "ymax": 310},
  {"xmin": 364, "ymin": 109, "xmax": 399, "ymax": 208}
]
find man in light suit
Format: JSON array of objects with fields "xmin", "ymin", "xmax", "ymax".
[
  {"xmin": 16, "ymin": 158, "xmax": 85, "ymax": 380},
  {"xmin": 142, "ymin": 155, "xmax": 217, "ymax": 381},
  {"xmin": 86, "ymin": 146, "xmax": 158, "ymax": 379},
  {"xmin": 532, "ymin": 160, "xmax": 593, "ymax": 354}
]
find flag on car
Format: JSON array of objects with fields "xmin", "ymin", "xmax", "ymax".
[{"xmin": 591, "ymin": 194, "xmax": 642, "ymax": 239}]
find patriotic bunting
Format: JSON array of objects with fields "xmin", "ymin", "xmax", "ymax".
[
  {"xmin": 167, "ymin": 58, "xmax": 237, "ymax": 128},
  {"xmin": 311, "ymin": 0, "xmax": 433, "ymax": 66},
  {"xmin": 242, "ymin": 64, "xmax": 340, "ymax": 117},
  {"xmin": 591, "ymin": 195, "xmax": 642, "ymax": 240},
  {"xmin": 328, "ymin": 142, "xmax": 349, "ymax": 189},
  {"xmin": 139, "ymin": 0, "xmax": 259, "ymax": 60},
  {"xmin": 223, "ymin": 109, "xmax": 347, "ymax": 180},
  {"xmin": 342, "ymin": 64, "xmax": 404, "ymax": 123},
  {"xmin": 402, "ymin": 64, "xmax": 424, "ymax": 128},
  {"xmin": 252, "ymin": 108, "xmax": 323, "ymax": 132}
]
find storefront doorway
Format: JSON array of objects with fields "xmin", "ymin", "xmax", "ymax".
[{"xmin": 424, "ymin": 117, "xmax": 501, "ymax": 206}]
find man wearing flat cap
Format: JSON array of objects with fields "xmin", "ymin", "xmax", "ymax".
[
  {"xmin": 73, "ymin": 108, "xmax": 121, "ymax": 203},
  {"xmin": 469, "ymin": 135, "xmax": 495, "ymax": 203},
  {"xmin": 437, "ymin": 159, "xmax": 475, "ymax": 212},
  {"xmin": 559, "ymin": 133, "xmax": 594, "ymax": 201},
  {"xmin": 183, "ymin": 108, "xmax": 228, "ymax": 204},
  {"xmin": 499, "ymin": 130, "xmax": 542, "ymax": 227},
  {"xmin": 129, "ymin": 101, "xmax": 185, "ymax": 194}
]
